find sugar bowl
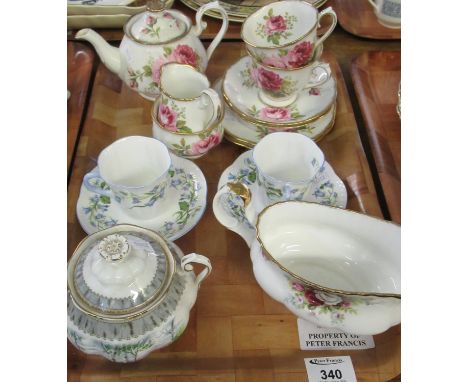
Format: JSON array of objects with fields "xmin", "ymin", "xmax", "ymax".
[{"xmin": 67, "ymin": 224, "xmax": 211, "ymax": 362}]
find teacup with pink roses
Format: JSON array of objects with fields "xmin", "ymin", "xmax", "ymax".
[
  {"xmin": 241, "ymin": 1, "xmax": 337, "ymax": 69},
  {"xmin": 249, "ymin": 51, "xmax": 331, "ymax": 107}
]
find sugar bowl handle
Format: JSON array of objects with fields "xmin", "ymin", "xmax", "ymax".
[
  {"xmin": 194, "ymin": 1, "xmax": 229, "ymax": 60},
  {"xmin": 315, "ymin": 7, "xmax": 337, "ymax": 51},
  {"xmin": 83, "ymin": 171, "xmax": 112, "ymax": 197},
  {"xmin": 367, "ymin": 0, "xmax": 379, "ymax": 11},
  {"xmin": 181, "ymin": 253, "xmax": 212, "ymax": 287}
]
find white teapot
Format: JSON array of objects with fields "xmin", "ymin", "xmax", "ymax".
[{"xmin": 75, "ymin": 0, "xmax": 228, "ymax": 100}]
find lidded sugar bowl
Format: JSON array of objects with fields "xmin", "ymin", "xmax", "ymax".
[
  {"xmin": 67, "ymin": 224, "xmax": 211, "ymax": 362},
  {"xmin": 75, "ymin": 0, "xmax": 228, "ymax": 100}
]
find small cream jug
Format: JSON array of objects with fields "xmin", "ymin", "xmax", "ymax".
[
  {"xmin": 75, "ymin": 0, "xmax": 229, "ymax": 100},
  {"xmin": 157, "ymin": 63, "xmax": 222, "ymax": 133}
]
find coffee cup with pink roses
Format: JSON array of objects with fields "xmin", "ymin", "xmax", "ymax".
[{"xmin": 241, "ymin": 1, "xmax": 337, "ymax": 69}]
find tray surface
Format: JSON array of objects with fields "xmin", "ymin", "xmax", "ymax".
[
  {"xmin": 67, "ymin": 41, "xmax": 95, "ymax": 173},
  {"xmin": 67, "ymin": 42, "xmax": 400, "ymax": 380},
  {"xmin": 330, "ymin": 0, "xmax": 400, "ymax": 40},
  {"xmin": 351, "ymin": 50, "xmax": 401, "ymax": 223}
]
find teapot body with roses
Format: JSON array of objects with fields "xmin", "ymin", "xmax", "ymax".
[{"xmin": 75, "ymin": 0, "xmax": 228, "ymax": 100}]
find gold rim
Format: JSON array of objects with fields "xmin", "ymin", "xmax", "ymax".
[
  {"xmin": 221, "ymin": 75, "xmax": 336, "ymax": 127},
  {"xmin": 152, "ymin": 95, "xmax": 225, "ymax": 136},
  {"xmin": 223, "ymin": 104, "xmax": 336, "ymax": 149},
  {"xmin": 123, "ymin": 9, "xmax": 191, "ymax": 46},
  {"xmin": 241, "ymin": 1, "xmax": 319, "ymax": 50},
  {"xmin": 159, "ymin": 63, "xmax": 210, "ymax": 101},
  {"xmin": 67, "ymin": 224, "xmax": 177, "ymax": 322},
  {"xmin": 255, "ymin": 200, "xmax": 401, "ymax": 299}
]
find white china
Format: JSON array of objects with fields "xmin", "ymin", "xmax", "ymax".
[
  {"xmin": 158, "ymin": 63, "xmax": 223, "ymax": 133},
  {"xmin": 68, "ymin": 224, "xmax": 211, "ymax": 362},
  {"xmin": 83, "ymin": 136, "xmax": 172, "ymax": 220},
  {"xmin": 251, "ymin": 201, "xmax": 401, "ymax": 335},
  {"xmin": 367, "ymin": 0, "xmax": 401, "ymax": 29},
  {"xmin": 152, "ymin": 97, "xmax": 224, "ymax": 159},
  {"xmin": 241, "ymin": 1, "xmax": 336, "ymax": 68},
  {"xmin": 249, "ymin": 55, "xmax": 330, "ymax": 107},
  {"xmin": 77, "ymin": 153, "xmax": 207, "ymax": 241},
  {"xmin": 214, "ymin": 78, "xmax": 336, "ymax": 148},
  {"xmin": 223, "ymin": 56, "xmax": 336, "ymax": 127},
  {"xmin": 75, "ymin": 0, "xmax": 229, "ymax": 100},
  {"xmin": 212, "ymin": 151, "xmax": 347, "ymax": 246},
  {"xmin": 253, "ymin": 132, "xmax": 326, "ymax": 205}
]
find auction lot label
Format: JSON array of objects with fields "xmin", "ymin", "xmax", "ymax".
[
  {"xmin": 297, "ymin": 319, "xmax": 375, "ymax": 350},
  {"xmin": 304, "ymin": 356, "xmax": 357, "ymax": 382}
]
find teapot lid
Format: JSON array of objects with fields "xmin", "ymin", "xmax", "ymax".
[
  {"xmin": 67, "ymin": 224, "xmax": 176, "ymax": 322},
  {"xmin": 124, "ymin": 0, "xmax": 190, "ymax": 45}
]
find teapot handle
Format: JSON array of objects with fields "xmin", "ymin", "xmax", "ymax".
[
  {"xmin": 181, "ymin": 253, "xmax": 212, "ymax": 287},
  {"xmin": 194, "ymin": 1, "xmax": 229, "ymax": 61}
]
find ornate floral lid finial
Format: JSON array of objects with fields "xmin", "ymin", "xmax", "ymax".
[
  {"xmin": 146, "ymin": 0, "xmax": 167, "ymax": 12},
  {"xmin": 98, "ymin": 234, "xmax": 130, "ymax": 262}
]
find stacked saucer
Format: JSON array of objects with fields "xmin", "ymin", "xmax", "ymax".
[{"xmin": 215, "ymin": 0, "xmax": 338, "ymax": 148}]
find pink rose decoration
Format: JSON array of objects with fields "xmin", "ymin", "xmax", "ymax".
[
  {"xmin": 163, "ymin": 12, "xmax": 175, "ymax": 19},
  {"xmin": 265, "ymin": 15, "xmax": 287, "ymax": 35},
  {"xmin": 309, "ymin": 88, "xmax": 320, "ymax": 96},
  {"xmin": 152, "ymin": 57, "xmax": 168, "ymax": 83},
  {"xmin": 259, "ymin": 107, "xmax": 291, "ymax": 121},
  {"xmin": 262, "ymin": 55, "xmax": 288, "ymax": 69},
  {"xmin": 146, "ymin": 15, "xmax": 156, "ymax": 25},
  {"xmin": 292, "ymin": 282, "xmax": 305, "ymax": 292},
  {"xmin": 304, "ymin": 290, "xmax": 324, "ymax": 306},
  {"xmin": 256, "ymin": 68, "xmax": 283, "ymax": 91},
  {"xmin": 171, "ymin": 45, "xmax": 198, "ymax": 67},
  {"xmin": 158, "ymin": 104, "xmax": 178, "ymax": 132},
  {"xmin": 287, "ymin": 41, "xmax": 313, "ymax": 68},
  {"xmin": 191, "ymin": 132, "xmax": 221, "ymax": 155}
]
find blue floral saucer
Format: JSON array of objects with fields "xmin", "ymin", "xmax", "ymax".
[
  {"xmin": 213, "ymin": 150, "xmax": 347, "ymax": 247},
  {"xmin": 76, "ymin": 154, "xmax": 207, "ymax": 240}
]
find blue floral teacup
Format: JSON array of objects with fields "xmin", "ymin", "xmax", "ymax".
[
  {"xmin": 83, "ymin": 136, "xmax": 172, "ymax": 219},
  {"xmin": 252, "ymin": 132, "xmax": 325, "ymax": 206}
]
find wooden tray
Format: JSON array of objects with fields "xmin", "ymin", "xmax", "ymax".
[
  {"xmin": 67, "ymin": 42, "xmax": 400, "ymax": 381},
  {"xmin": 67, "ymin": 41, "xmax": 95, "ymax": 174},
  {"xmin": 329, "ymin": 0, "xmax": 400, "ymax": 40},
  {"xmin": 351, "ymin": 51, "xmax": 401, "ymax": 223}
]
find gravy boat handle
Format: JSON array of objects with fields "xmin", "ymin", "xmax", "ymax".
[{"xmin": 212, "ymin": 182, "xmax": 257, "ymax": 247}]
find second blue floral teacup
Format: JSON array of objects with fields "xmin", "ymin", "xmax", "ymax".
[
  {"xmin": 83, "ymin": 136, "xmax": 172, "ymax": 219},
  {"xmin": 252, "ymin": 132, "xmax": 325, "ymax": 206}
]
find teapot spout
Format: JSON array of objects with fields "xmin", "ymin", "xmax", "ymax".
[{"xmin": 75, "ymin": 29, "xmax": 121, "ymax": 75}]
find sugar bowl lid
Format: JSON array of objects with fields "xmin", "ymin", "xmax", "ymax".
[
  {"xmin": 124, "ymin": 0, "xmax": 189, "ymax": 45},
  {"xmin": 67, "ymin": 224, "xmax": 176, "ymax": 322}
]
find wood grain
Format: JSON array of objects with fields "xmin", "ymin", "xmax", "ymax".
[
  {"xmin": 351, "ymin": 51, "xmax": 401, "ymax": 222},
  {"xmin": 330, "ymin": 0, "xmax": 401, "ymax": 40},
  {"xmin": 67, "ymin": 41, "xmax": 95, "ymax": 173},
  {"xmin": 67, "ymin": 42, "xmax": 399, "ymax": 380}
]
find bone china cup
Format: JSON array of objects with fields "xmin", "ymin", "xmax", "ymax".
[
  {"xmin": 252, "ymin": 201, "xmax": 401, "ymax": 335},
  {"xmin": 241, "ymin": 1, "xmax": 337, "ymax": 69},
  {"xmin": 250, "ymin": 55, "xmax": 330, "ymax": 107},
  {"xmin": 367, "ymin": 0, "xmax": 401, "ymax": 29},
  {"xmin": 158, "ymin": 63, "xmax": 223, "ymax": 133},
  {"xmin": 253, "ymin": 132, "xmax": 324, "ymax": 205},
  {"xmin": 83, "ymin": 136, "xmax": 172, "ymax": 219}
]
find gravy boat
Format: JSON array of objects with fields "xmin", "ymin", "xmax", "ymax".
[{"xmin": 251, "ymin": 200, "xmax": 401, "ymax": 335}]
